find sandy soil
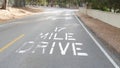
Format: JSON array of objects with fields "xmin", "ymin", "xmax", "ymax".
[
  {"xmin": 0, "ymin": 7, "xmax": 43, "ymax": 23},
  {"xmin": 76, "ymin": 12, "xmax": 120, "ymax": 55}
]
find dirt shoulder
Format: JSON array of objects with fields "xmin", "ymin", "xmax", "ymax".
[
  {"xmin": 76, "ymin": 12, "xmax": 120, "ymax": 56},
  {"xmin": 0, "ymin": 7, "xmax": 43, "ymax": 23}
]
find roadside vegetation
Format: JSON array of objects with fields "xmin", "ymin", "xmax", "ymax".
[
  {"xmin": 0, "ymin": 0, "xmax": 120, "ymax": 13},
  {"xmin": 79, "ymin": 0, "xmax": 120, "ymax": 13}
]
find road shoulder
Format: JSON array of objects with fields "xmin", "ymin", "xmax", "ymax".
[
  {"xmin": 0, "ymin": 7, "xmax": 43, "ymax": 24},
  {"xmin": 76, "ymin": 12, "xmax": 120, "ymax": 60}
]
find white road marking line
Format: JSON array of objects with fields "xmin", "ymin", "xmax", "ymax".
[
  {"xmin": 65, "ymin": 17, "xmax": 72, "ymax": 20},
  {"xmin": 29, "ymin": 41, "xmax": 34, "ymax": 44},
  {"xmin": 49, "ymin": 42, "xmax": 56, "ymax": 54},
  {"xmin": 74, "ymin": 14, "xmax": 119, "ymax": 68},
  {"xmin": 41, "ymin": 42, "xmax": 48, "ymax": 44},
  {"xmin": 54, "ymin": 27, "xmax": 58, "ymax": 32},
  {"xmin": 49, "ymin": 33, "xmax": 53, "ymax": 39},
  {"xmin": 76, "ymin": 48, "xmax": 82, "ymax": 50},
  {"xmin": 53, "ymin": 33, "xmax": 63, "ymax": 40},
  {"xmin": 39, "ymin": 33, "xmax": 49, "ymax": 39},
  {"xmin": 75, "ymin": 43, "xmax": 83, "ymax": 45},
  {"xmin": 58, "ymin": 27, "xmax": 66, "ymax": 32},
  {"xmin": 65, "ymin": 33, "xmax": 76, "ymax": 41},
  {"xmin": 16, "ymin": 41, "xmax": 34, "ymax": 54},
  {"xmin": 54, "ymin": 27, "xmax": 66, "ymax": 32},
  {"xmin": 59, "ymin": 42, "xmax": 70, "ymax": 55},
  {"xmin": 77, "ymin": 53, "xmax": 88, "ymax": 56},
  {"xmin": 72, "ymin": 43, "xmax": 76, "ymax": 56}
]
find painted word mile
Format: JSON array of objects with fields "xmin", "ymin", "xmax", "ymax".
[{"xmin": 16, "ymin": 27, "xmax": 88, "ymax": 56}]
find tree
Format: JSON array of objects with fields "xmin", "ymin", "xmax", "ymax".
[
  {"xmin": 13, "ymin": 0, "xmax": 26, "ymax": 7},
  {"xmin": 1, "ymin": 0, "xmax": 7, "ymax": 9}
]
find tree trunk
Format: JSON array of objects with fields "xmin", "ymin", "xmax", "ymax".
[
  {"xmin": 13, "ymin": 0, "xmax": 26, "ymax": 7},
  {"xmin": 1, "ymin": 0, "xmax": 7, "ymax": 9}
]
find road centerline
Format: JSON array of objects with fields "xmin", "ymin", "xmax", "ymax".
[{"xmin": 0, "ymin": 34, "xmax": 25, "ymax": 52}]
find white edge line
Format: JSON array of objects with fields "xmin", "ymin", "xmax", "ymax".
[{"xmin": 74, "ymin": 14, "xmax": 119, "ymax": 68}]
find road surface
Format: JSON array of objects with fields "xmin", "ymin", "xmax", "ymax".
[{"xmin": 0, "ymin": 8, "xmax": 119, "ymax": 68}]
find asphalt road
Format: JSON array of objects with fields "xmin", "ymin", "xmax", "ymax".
[{"xmin": 0, "ymin": 7, "xmax": 119, "ymax": 68}]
